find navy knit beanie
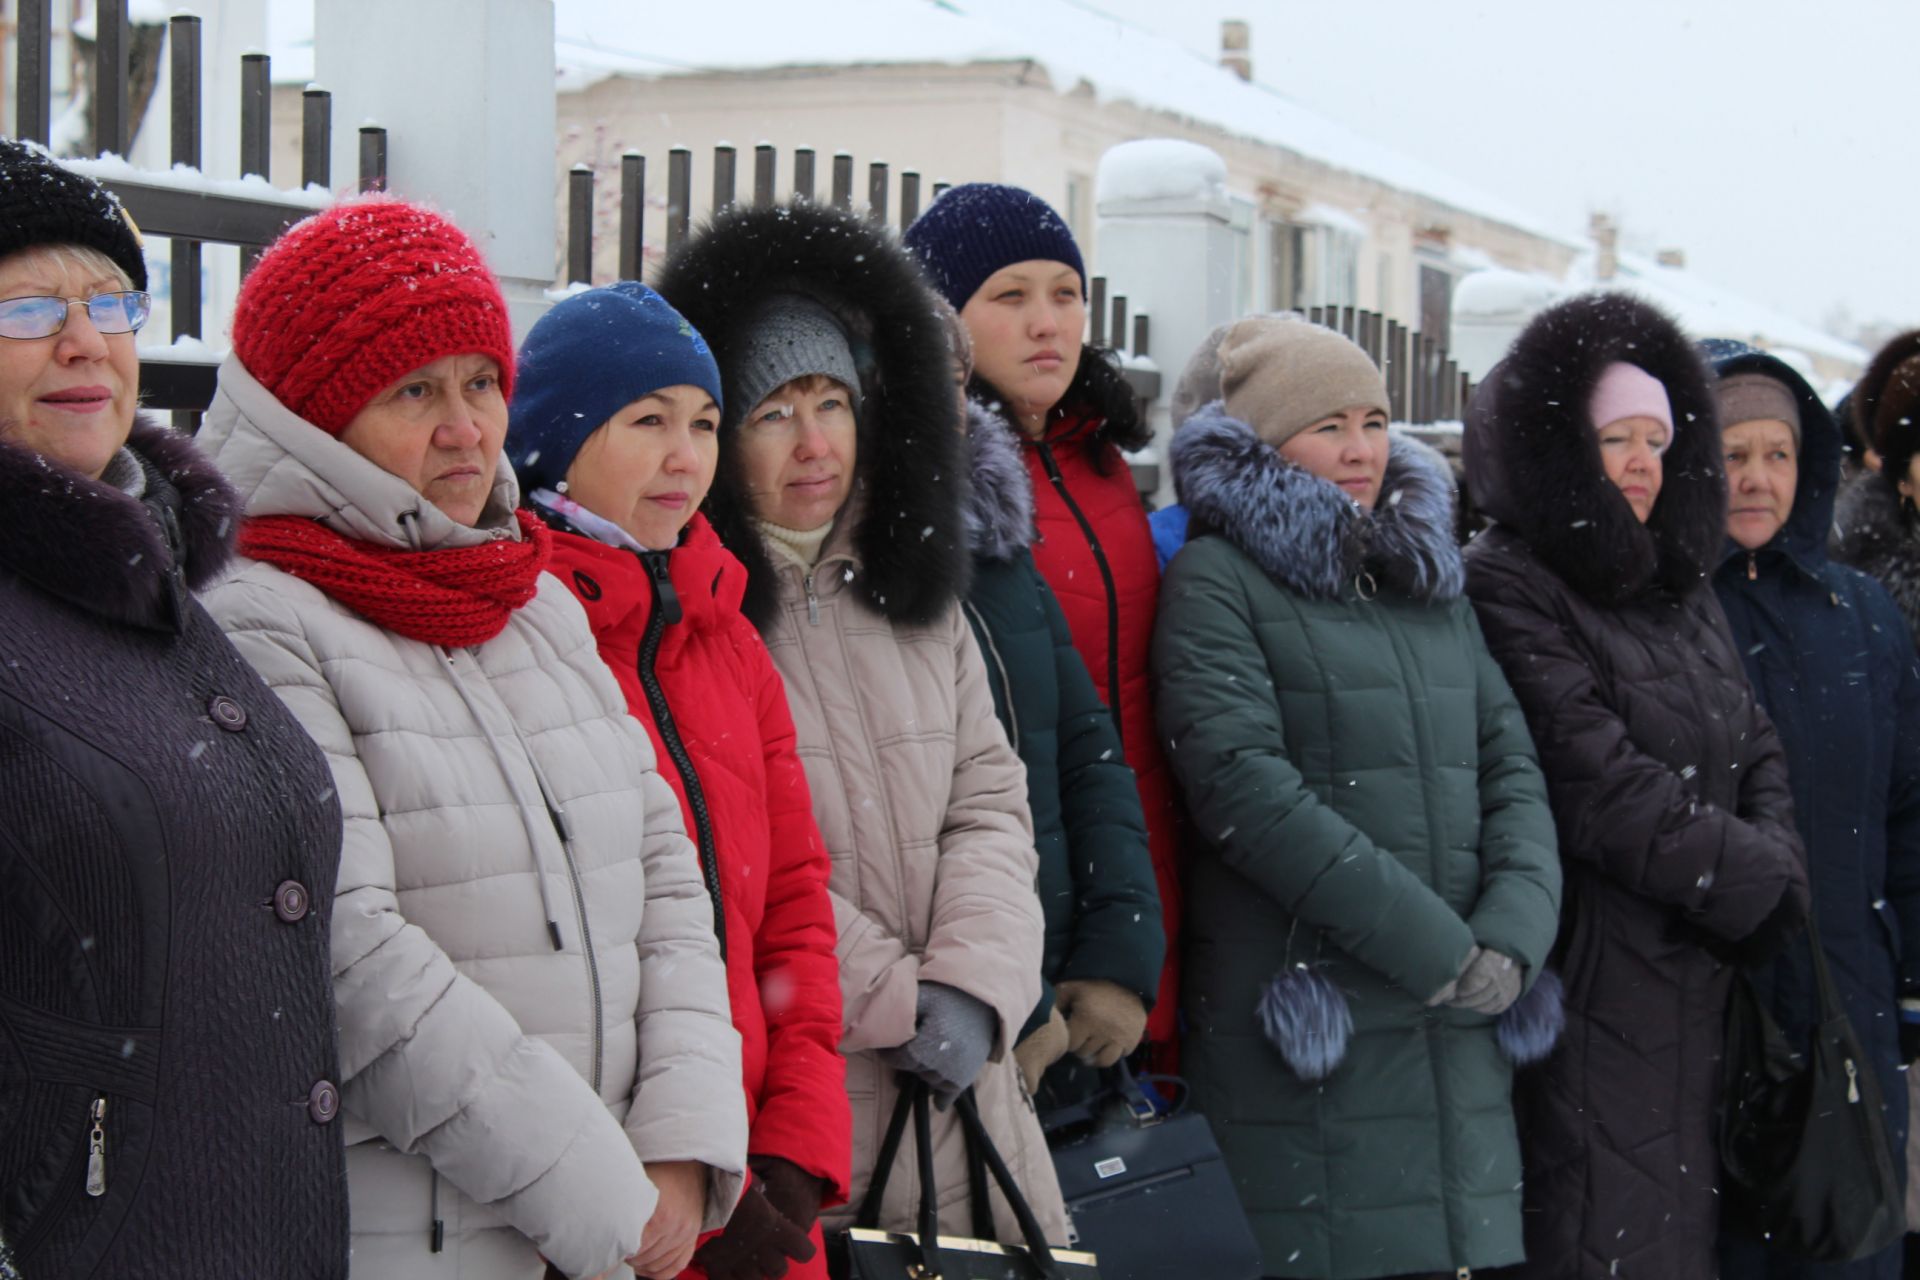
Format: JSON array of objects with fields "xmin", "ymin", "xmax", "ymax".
[
  {"xmin": 508, "ymin": 281, "xmax": 723, "ymax": 497},
  {"xmin": 902, "ymin": 182, "xmax": 1085, "ymax": 310}
]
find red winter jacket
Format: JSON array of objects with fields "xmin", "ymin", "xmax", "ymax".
[
  {"xmin": 547, "ymin": 515, "xmax": 849, "ymax": 1277},
  {"xmin": 1021, "ymin": 409, "xmax": 1185, "ymax": 1051}
]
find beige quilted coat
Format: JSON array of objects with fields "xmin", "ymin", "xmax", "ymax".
[
  {"xmin": 196, "ymin": 355, "xmax": 747, "ymax": 1280},
  {"xmin": 757, "ymin": 516, "xmax": 1070, "ymax": 1247}
]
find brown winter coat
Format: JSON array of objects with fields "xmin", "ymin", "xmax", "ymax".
[{"xmin": 1462, "ymin": 293, "xmax": 1810, "ymax": 1279}]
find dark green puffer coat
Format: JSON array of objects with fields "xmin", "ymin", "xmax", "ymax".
[
  {"xmin": 1153, "ymin": 409, "xmax": 1561, "ymax": 1280},
  {"xmin": 960, "ymin": 404, "xmax": 1163, "ymax": 1042}
]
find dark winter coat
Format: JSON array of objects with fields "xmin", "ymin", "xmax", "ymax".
[
  {"xmin": 1462, "ymin": 292, "xmax": 1811, "ymax": 1280},
  {"xmin": 542, "ymin": 512, "xmax": 850, "ymax": 1280},
  {"xmin": 960, "ymin": 403, "xmax": 1163, "ymax": 1043},
  {"xmin": 1016, "ymin": 405, "xmax": 1188, "ymax": 1049},
  {"xmin": 1154, "ymin": 410, "xmax": 1562, "ymax": 1279},
  {"xmin": 1834, "ymin": 331, "xmax": 1920, "ymax": 639},
  {"xmin": 0, "ymin": 420, "xmax": 348, "ymax": 1277},
  {"xmin": 1706, "ymin": 341, "xmax": 1920, "ymax": 1280}
]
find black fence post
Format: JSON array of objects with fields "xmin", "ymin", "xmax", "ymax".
[
  {"xmin": 712, "ymin": 144, "xmax": 736, "ymax": 211},
  {"xmin": 16, "ymin": 0, "xmax": 50, "ymax": 147},
  {"xmin": 666, "ymin": 147, "xmax": 692, "ymax": 251},
  {"xmin": 830, "ymin": 153, "xmax": 853, "ymax": 210},
  {"xmin": 752, "ymin": 144, "xmax": 775, "ymax": 208},
  {"xmin": 357, "ymin": 124, "xmax": 387, "ymax": 194},
  {"xmin": 1090, "ymin": 277, "xmax": 1107, "ymax": 347},
  {"xmin": 1132, "ymin": 314, "xmax": 1150, "ymax": 360},
  {"xmin": 567, "ymin": 164, "xmax": 593, "ymax": 285},
  {"xmin": 899, "ymin": 171, "xmax": 920, "ymax": 231},
  {"xmin": 301, "ymin": 86, "xmax": 331, "ymax": 189},
  {"xmin": 931, "ymin": 181, "xmax": 951, "ymax": 200},
  {"xmin": 1387, "ymin": 322, "xmax": 1407, "ymax": 421},
  {"xmin": 867, "ymin": 161, "xmax": 888, "ymax": 225},
  {"xmin": 239, "ymin": 53, "xmax": 270, "ymax": 177},
  {"xmin": 1110, "ymin": 296, "xmax": 1128, "ymax": 354},
  {"xmin": 619, "ymin": 152, "xmax": 645, "ymax": 280},
  {"xmin": 793, "ymin": 148, "xmax": 816, "ymax": 203},
  {"xmin": 168, "ymin": 13, "xmax": 202, "ymax": 430},
  {"xmin": 93, "ymin": 0, "xmax": 129, "ymax": 156}
]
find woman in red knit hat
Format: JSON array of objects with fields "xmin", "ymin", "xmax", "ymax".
[{"xmin": 196, "ymin": 197, "xmax": 748, "ymax": 1280}]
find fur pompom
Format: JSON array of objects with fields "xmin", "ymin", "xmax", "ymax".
[
  {"xmin": 1256, "ymin": 965, "xmax": 1352, "ymax": 1083},
  {"xmin": 1497, "ymin": 968, "xmax": 1565, "ymax": 1067}
]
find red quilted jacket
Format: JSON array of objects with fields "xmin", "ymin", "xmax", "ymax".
[
  {"xmin": 1022, "ymin": 409, "xmax": 1186, "ymax": 1051},
  {"xmin": 547, "ymin": 516, "xmax": 849, "ymax": 1275}
]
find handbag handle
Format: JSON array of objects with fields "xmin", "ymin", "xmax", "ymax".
[
  {"xmin": 855, "ymin": 1075, "xmax": 944, "ymax": 1278},
  {"xmin": 954, "ymin": 1088, "xmax": 1066, "ymax": 1279},
  {"xmin": 1798, "ymin": 906, "xmax": 1848, "ymax": 1026}
]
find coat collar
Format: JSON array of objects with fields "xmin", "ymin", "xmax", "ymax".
[
  {"xmin": 964, "ymin": 399, "xmax": 1035, "ymax": 563},
  {"xmin": 198, "ymin": 352, "xmax": 522, "ymax": 551},
  {"xmin": 0, "ymin": 415, "xmax": 238, "ymax": 630},
  {"xmin": 1171, "ymin": 404, "xmax": 1464, "ymax": 603},
  {"xmin": 544, "ymin": 511, "xmax": 743, "ymax": 639}
]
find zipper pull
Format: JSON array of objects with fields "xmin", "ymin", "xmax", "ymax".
[
  {"xmin": 643, "ymin": 552, "xmax": 682, "ymax": 625},
  {"xmin": 804, "ymin": 572, "xmax": 820, "ymax": 625},
  {"xmin": 1847, "ymin": 1058, "xmax": 1861, "ymax": 1103},
  {"xmin": 1746, "ymin": 553, "xmax": 1758, "ymax": 581},
  {"xmin": 85, "ymin": 1097, "xmax": 107, "ymax": 1197}
]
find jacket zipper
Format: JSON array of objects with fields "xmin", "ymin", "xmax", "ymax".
[
  {"xmin": 638, "ymin": 551, "xmax": 727, "ymax": 961},
  {"xmin": 547, "ymin": 786, "xmax": 604, "ymax": 1094},
  {"xmin": 804, "ymin": 569, "xmax": 821, "ymax": 625},
  {"xmin": 85, "ymin": 1097, "xmax": 106, "ymax": 1198},
  {"xmin": 1035, "ymin": 438, "xmax": 1124, "ymax": 742},
  {"xmin": 1747, "ymin": 551, "xmax": 1758, "ymax": 581}
]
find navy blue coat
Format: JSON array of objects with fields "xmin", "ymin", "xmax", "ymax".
[{"xmin": 1707, "ymin": 341, "xmax": 1920, "ymax": 1280}]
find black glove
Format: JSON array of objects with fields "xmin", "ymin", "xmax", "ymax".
[
  {"xmin": 750, "ymin": 1154, "xmax": 828, "ymax": 1239},
  {"xmin": 691, "ymin": 1179, "xmax": 816, "ymax": 1280},
  {"xmin": 1729, "ymin": 890, "xmax": 1807, "ymax": 968}
]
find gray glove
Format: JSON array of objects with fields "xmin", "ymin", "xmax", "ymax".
[
  {"xmin": 881, "ymin": 981, "xmax": 996, "ymax": 1104},
  {"xmin": 1448, "ymin": 947, "xmax": 1523, "ymax": 1015},
  {"xmin": 1426, "ymin": 944, "xmax": 1480, "ymax": 1007}
]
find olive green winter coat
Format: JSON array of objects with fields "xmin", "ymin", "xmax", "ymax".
[{"xmin": 1153, "ymin": 409, "xmax": 1561, "ymax": 1279}]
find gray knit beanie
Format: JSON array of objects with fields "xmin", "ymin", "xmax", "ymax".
[{"xmin": 728, "ymin": 294, "xmax": 863, "ymax": 428}]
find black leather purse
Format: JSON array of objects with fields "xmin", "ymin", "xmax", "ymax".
[
  {"xmin": 1719, "ymin": 910, "xmax": 1904, "ymax": 1261},
  {"xmin": 831, "ymin": 1076, "xmax": 1099, "ymax": 1280},
  {"xmin": 1042, "ymin": 1065, "xmax": 1262, "ymax": 1280}
]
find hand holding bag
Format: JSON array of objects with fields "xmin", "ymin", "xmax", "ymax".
[
  {"xmin": 1719, "ymin": 909, "xmax": 1905, "ymax": 1261},
  {"xmin": 833, "ymin": 1074, "xmax": 1099, "ymax": 1280}
]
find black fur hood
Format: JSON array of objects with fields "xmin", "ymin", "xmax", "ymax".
[
  {"xmin": 654, "ymin": 201, "xmax": 967, "ymax": 630},
  {"xmin": 963, "ymin": 398, "xmax": 1034, "ymax": 563},
  {"xmin": 0, "ymin": 415, "xmax": 237, "ymax": 630},
  {"xmin": 1171, "ymin": 403, "xmax": 1464, "ymax": 603},
  {"xmin": 1463, "ymin": 291, "xmax": 1724, "ymax": 606}
]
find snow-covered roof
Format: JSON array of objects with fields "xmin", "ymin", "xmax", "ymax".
[{"xmin": 264, "ymin": 0, "xmax": 1575, "ymax": 247}]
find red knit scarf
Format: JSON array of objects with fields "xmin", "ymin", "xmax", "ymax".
[{"xmin": 238, "ymin": 509, "xmax": 553, "ymax": 647}]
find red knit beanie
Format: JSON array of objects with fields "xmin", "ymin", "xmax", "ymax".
[{"xmin": 232, "ymin": 197, "xmax": 516, "ymax": 435}]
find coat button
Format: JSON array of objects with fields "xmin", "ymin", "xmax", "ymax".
[
  {"xmin": 308, "ymin": 1079, "xmax": 339, "ymax": 1124},
  {"xmin": 208, "ymin": 695, "xmax": 247, "ymax": 731},
  {"xmin": 273, "ymin": 879, "xmax": 311, "ymax": 923}
]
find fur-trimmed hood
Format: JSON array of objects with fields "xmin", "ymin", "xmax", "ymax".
[
  {"xmin": 0, "ymin": 415, "xmax": 237, "ymax": 630},
  {"xmin": 1463, "ymin": 291, "xmax": 1725, "ymax": 606},
  {"xmin": 1698, "ymin": 338, "xmax": 1838, "ymax": 576},
  {"xmin": 1171, "ymin": 403, "xmax": 1464, "ymax": 603},
  {"xmin": 654, "ymin": 201, "xmax": 968, "ymax": 631},
  {"xmin": 963, "ymin": 399, "xmax": 1034, "ymax": 563}
]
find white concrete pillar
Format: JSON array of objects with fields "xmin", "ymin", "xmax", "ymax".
[
  {"xmin": 314, "ymin": 0, "xmax": 557, "ymax": 337},
  {"xmin": 1094, "ymin": 139, "xmax": 1247, "ymax": 506}
]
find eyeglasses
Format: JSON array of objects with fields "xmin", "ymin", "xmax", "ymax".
[{"xmin": 0, "ymin": 291, "xmax": 151, "ymax": 341}]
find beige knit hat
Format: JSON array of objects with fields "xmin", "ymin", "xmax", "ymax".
[{"xmin": 1219, "ymin": 315, "xmax": 1391, "ymax": 447}]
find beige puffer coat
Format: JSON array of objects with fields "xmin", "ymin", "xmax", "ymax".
[
  {"xmin": 761, "ymin": 518, "xmax": 1070, "ymax": 1247},
  {"xmin": 195, "ymin": 355, "xmax": 747, "ymax": 1280}
]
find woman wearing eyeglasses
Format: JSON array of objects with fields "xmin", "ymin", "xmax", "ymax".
[{"xmin": 0, "ymin": 141, "xmax": 349, "ymax": 1277}]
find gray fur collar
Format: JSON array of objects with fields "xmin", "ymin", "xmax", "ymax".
[
  {"xmin": 1171, "ymin": 403, "xmax": 1464, "ymax": 602},
  {"xmin": 963, "ymin": 399, "xmax": 1035, "ymax": 562}
]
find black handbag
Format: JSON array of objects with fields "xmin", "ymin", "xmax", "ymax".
[
  {"xmin": 1719, "ymin": 909, "xmax": 1905, "ymax": 1262},
  {"xmin": 1043, "ymin": 1065, "xmax": 1263, "ymax": 1280},
  {"xmin": 832, "ymin": 1075, "xmax": 1100, "ymax": 1280}
]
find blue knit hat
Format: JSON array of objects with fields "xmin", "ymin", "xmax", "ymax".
[
  {"xmin": 902, "ymin": 182, "xmax": 1086, "ymax": 310},
  {"xmin": 508, "ymin": 281, "xmax": 723, "ymax": 496}
]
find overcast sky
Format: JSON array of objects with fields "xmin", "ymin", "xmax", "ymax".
[{"xmin": 1087, "ymin": 0, "xmax": 1913, "ymax": 337}]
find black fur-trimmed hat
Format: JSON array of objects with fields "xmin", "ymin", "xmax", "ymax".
[{"xmin": 0, "ymin": 139, "xmax": 147, "ymax": 290}]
